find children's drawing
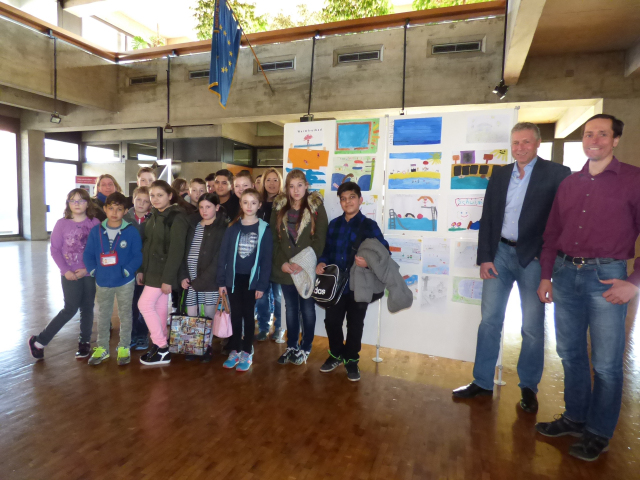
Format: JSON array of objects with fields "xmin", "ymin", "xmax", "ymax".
[
  {"xmin": 450, "ymin": 164, "xmax": 501, "ymax": 190},
  {"xmin": 287, "ymin": 147, "xmax": 329, "ymax": 169},
  {"xmin": 292, "ymin": 125, "xmax": 324, "ymax": 148},
  {"xmin": 452, "ymin": 277, "xmax": 483, "ymax": 305},
  {"xmin": 331, "ymin": 156, "xmax": 375, "ymax": 191},
  {"xmin": 387, "ymin": 194, "xmax": 438, "ymax": 232},
  {"xmin": 420, "ymin": 276, "xmax": 447, "ymax": 312},
  {"xmin": 422, "ymin": 238, "xmax": 450, "ymax": 275},
  {"xmin": 392, "ymin": 117, "xmax": 442, "ymax": 146},
  {"xmin": 460, "ymin": 151, "xmax": 475, "ymax": 164},
  {"xmin": 335, "ymin": 118, "xmax": 379, "ymax": 154},
  {"xmin": 403, "ymin": 274, "xmax": 419, "ymax": 301},
  {"xmin": 388, "ymin": 152, "xmax": 441, "ymax": 190},
  {"xmin": 453, "ymin": 241, "xmax": 479, "ymax": 271},
  {"xmin": 388, "ymin": 238, "xmax": 422, "ymax": 268},
  {"xmin": 448, "ymin": 194, "xmax": 484, "ymax": 231},
  {"xmin": 478, "ymin": 149, "xmax": 509, "ymax": 164},
  {"xmin": 326, "ymin": 193, "xmax": 378, "ymax": 222},
  {"xmin": 466, "ymin": 114, "xmax": 511, "ymax": 144}
]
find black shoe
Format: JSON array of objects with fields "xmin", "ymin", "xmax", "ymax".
[
  {"xmin": 277, "ymin": 347, "xmax": 297, "ymax": 365},
  {"xmin": 140, "ymin": 344, "xmax": 157, "ymax": 363},
  {"xmin": 535, "ymin": 414, "xmax": 585, "ymax": 438},
  {"xmin": 201, "ymin": 347, "xmax": 212, "ymax": 363},
  {"xmin": 519, "ymin": 387, "xmax": 539, "ymax": 413},
  {"xmin": 344, "ymin": 360, "xmax": 360, "ymax": 382},
  {"xmin": 140, "ymin": 346, "xmax": 171, "ymax": 365},
  {"xmin": 569, "ymin": 431, "xmax": 610, "ymax": 461},
  {"xmin": 28, "ymin": 336, "xmax": 44, "ymax": 360},
  {"xmin": 320, "ymin": 354, "xmax": 342, "ymax": 373},
  {"xmin": 452, "ymin": 382, "xmax": 493, "ymax": 398},
  {"xmin": 75, "ymin": 342, "xmax": 91, "ymax": 359}
]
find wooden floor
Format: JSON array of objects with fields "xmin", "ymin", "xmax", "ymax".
[{"xmin": 1, "ymin": 240, "xmax": 639, "ymax": 480}]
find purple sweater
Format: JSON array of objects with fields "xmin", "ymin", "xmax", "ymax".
[{"xmin": 50, "ymin": 217, "xmax": 100, "ymax": 275}]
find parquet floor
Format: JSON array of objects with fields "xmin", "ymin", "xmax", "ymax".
[{"xmin": 1, "ymin": 240, "xmax": 638, "ymax": 480}]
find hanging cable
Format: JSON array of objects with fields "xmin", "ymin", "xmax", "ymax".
[{"xmin": 400, "ymin": 19, "xmax": 409, "ymax": 115}]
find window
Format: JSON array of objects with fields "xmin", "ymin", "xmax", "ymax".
[
  {"xmin": 0, "ymin": 130, "xmax": 19, "ymax": 235},
  {"xmin": 431, "ymin": 41, "xmax": 482, "ymax": 55},
  {"xmin": 259, "ymin": 60, "xmax": 294, "ymax": 72},
  {"xmin": 45, "ymin": 139, "xmax": 79, "ymax": 161},
  {"xmin": 337, "ymin": 51, "xmax": 380, "ymax": 63},
  {"xmin": 86, "ymin": 144, "xmax": 120, "ymax": 163},
  {"xmin": 538, "ymin": 142, "xmax": 553, "ymax": 161},
  {"xmin": 563, "ymin": 142, "xmax": 587, "ymax": 171}
]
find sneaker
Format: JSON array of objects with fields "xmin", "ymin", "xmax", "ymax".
[
  {"xmin": 236, "ymin": 351, "xmax": 253, "ymax": 372},
  {"xmin": 256, "ymin": 331, "xmax": 269, "ymax": 342},
  {"xmin": 75, "ymin": 342, "xmax": 91, "ymax": 359},
  {"xmin": 201, "ymin": 347, "xmax": 212, "ymax": 363},
  {"xmin": 344, "ymin": 360, "xmax": 360, "ymax": 382},
  {"xmin": 536, "ymin": 414, "xmax": 585, "ymax": 438},
  {"xmin": 223, "ymin": 350, "xmax": 240, "ymax": 369},
  {"xmin": 28, "ymin": 336, "xmax": 44, "ymax": 361},
  {"xmin": 320, "ymin": 353, "xmax": 342, "ymax": 373},
  {"xmin": 88, "ymin": 347, "xmax": 110, "ymax": 366},
  {"xmin": 117, "ymin": 347, "xmax": 131, "ymax": 366},
  {"xmin": 140, "ymin": 346, "xmax": 171, "ymax": 365},
  {"xmin": 140, "ymin": 344, "xmax": 157, "ymax": 362},
  {"xmin": 130, "ymin": 338, "xmax": 137, "ymax": 348},
  {"xmin": 569, "ymin": 431, "xmax": 610, "ymax": 461},
  {"xmin": 271, "ymin": 329, "xmax": 285, "ymax": 344},
  {"xmin": 277, "ymin": 347, "xmax": 298, "ymax": 365},
  {"xmin": 135, "ymin": 337, "xmax": 149, "ymax": 351},
  {"xmin": 291, "ymin": 349, "xmax": 309, "ymax": 366}
]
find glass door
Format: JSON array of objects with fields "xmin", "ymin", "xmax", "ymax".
[
  {"xmin": 45, "ymin": 162, "xmax": 78, "ymax": 231},
  {"xmin": 0, "ymin": 130, "xmax": 19, "ymax": 235}
]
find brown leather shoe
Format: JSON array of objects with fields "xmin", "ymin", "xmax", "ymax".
[
  {"xmin": 452, "ymin": 382, "xmax": 493, "ymax": 398},
  {"xmin": 520, "ymin": 387, "xmax": 539, "ymax": 413}
]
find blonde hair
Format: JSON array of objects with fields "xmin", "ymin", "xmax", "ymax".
[
  {"xmin": 229, "ymin": 188, "xmax": 262, "ymax": 226},
  {"xmin": 276, "ymin": 170, "xmax": 314, "ymax": 238},
  {"xmin": 260, "ymin": 167, "xmax": 284, "ymax": 202},
  {"xmin": 132, "ymin": 186, "xmax": 150, "ymax": 199},
  {"xmin": 95, "ymin": 174, "xmax": 122, "ymax": 194}
]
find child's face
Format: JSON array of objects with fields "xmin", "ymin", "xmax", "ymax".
[
  {"xmin": 240, "ymin": 194, "xmax": 261, "ymax": 217},
  {"xmin": 288, "ymin": 178, "xmax": 307, "ymax": 203},
  {"xmin": 190, "ymin": 183, "xmax": 206, "ymax": 203},
  {"xmin": 213, "ymin": 176, "xmax": 232, "ymax": 197},
  {"xmin": 254, "ymin": 176, "xmax": 262, "ymax": 190},
  {"xmin": 68, "ymin": 194, "xmax": 88, "ymax": 216},
  {"xmin": 234, "ymin": 177, "xmax": 253, "ymax": 198},
  {"xmin": 104, "ymin": 203, "xmax": 125, "ymax": 224},
  {"xmin": 137, "ymin": 172, "xmax": 155, "ymax": 187},
  {"xmin": 199, "ymin": 200, "xmax": 217, "ymax": 221},
  {"xmin": 134, "ymin": 194, "xmax": 151, "ymax": 216},
  {"xmin": 149, "ymin": 187, "xmax": 172, "ymax": 210},
  {"xmin": 339, "ymin": 190, "xmax": 363, "ymax": 216}
]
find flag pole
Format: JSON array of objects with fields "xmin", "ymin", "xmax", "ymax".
[{"xmin": 226, "ymin": 3, "xmax": 274, "ymax": 94}]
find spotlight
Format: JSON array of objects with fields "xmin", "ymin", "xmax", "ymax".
[
  {"xmin": 164, "ymin": 123, "xmax": 173, "ymax": 134},
  {"xmin": 493, "ymin": 80, "xmax": 508, "ymax": 100},
  {"xmin": 50, "ymin": 112, "xmax": 62, "ymax": 124},
  {"xmin": 300, "ymin": 114, "xmax": 314, "ymax": 122}
]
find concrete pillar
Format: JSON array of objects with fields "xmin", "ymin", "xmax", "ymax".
[{"xmin": 20, "ymin": 129, "xmax": 48, "ymax": 240}]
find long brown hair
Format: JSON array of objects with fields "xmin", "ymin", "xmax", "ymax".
[
  {"xmin": 149, "ymin": 180, "xmax": 194, "ymax": 213},
  {"xmin": 229, "ymin": 189, "xmax": 261, "ymax": 226},
  {"xmin": 64, "ymin": 188, "xmax": 97, "ymax": 219},
  {"xmin": 260, "ymin": 167, "xmax": 284, "ymax": 203},
  {"xmin": 276, "ymin": 170, "xmax": 315, "ymax": 239}
]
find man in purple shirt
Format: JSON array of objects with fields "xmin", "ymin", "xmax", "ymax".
[{"xmin": 536, "ymin": 114, "xmax": 640, "ymax": 461}]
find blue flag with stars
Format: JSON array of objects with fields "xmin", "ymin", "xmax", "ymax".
[{"xmin": 209, "ymin": 0, "xmax": 241, "ymax": 109}]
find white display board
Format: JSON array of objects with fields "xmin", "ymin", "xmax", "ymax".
[{"xmin": 282, "ymin": 109, "xmax": 516, "ymax": 362}]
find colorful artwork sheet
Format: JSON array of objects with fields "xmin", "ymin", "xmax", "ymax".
[
  {"xmin": 420, "ymin": 275, "xmax": 448, "ymax": 312},
  {"xmin": 335, "ymin": 118, "xmax": 380, "ymax": 154},
  {"xmin": 292, "ymin": 125, "xmax": 325, "ymax": 148},
  {"xmin": 452, "ymin": 277, "xmax": 483, "ymax": 305},
  {"xmin": 331, "ymin": 156, "xmax": 375, "ymax": 191},
  {"xmin": 450, "ymin": 164, "xmax": 501, "ymax": 190},
  {"xmin": 326, "ymin": 193, "xmax": 378, "ymax": 222},
  {"xmin": 392, "ymin": 117, "xmax": 442, "ymax": 146},
  {"xmin": 286, "ymin": 148, "xmax": 329, "ymax": 192},
  {"xmin": 448, "ymin": 194, "xmax": 484, "ymax": 232},
  {"xmin": 388, "ymin": 237, "xmax": 422, "ymax": 269},
  {"xmin": 388, "ymin": 152, "xmax": 442, "ymax": 190},
  {"xmin": 387, "ymin": 194, "xmax": 438, "ymax": 232},
  {"xmin": 466, "ymin": 114, "xmax": 511, "ymax": 144},
  {"xmin": 453, "ymin": 241, "xmax": 479, "ymax": 272},
  {"xmin": 422, "ymin": 238, "xmax": 450, "ymax": 275}
]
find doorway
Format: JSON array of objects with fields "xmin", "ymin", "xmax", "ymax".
[
  {"xmin": 44, "ymin": 162, "xmax": 77, "ymax": 232},
  {"xmin": 0, "ymin": 130, "xmax": 19, "ymax": 235}
]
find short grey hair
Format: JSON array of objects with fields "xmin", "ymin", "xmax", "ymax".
[{"xmin": 511, "ymin": 122, "xmax": 541, "ymax": 141}]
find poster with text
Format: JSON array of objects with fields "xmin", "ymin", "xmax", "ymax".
[{"xmin": 447, "ymin": 194, "xmax": 484, "ymax": 233}]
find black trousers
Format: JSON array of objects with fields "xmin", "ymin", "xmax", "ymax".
[
  {"xmin": 227, "ymin": 274, "xmax": 256, "ymax": 354},
  {"xmin": 37, "ymin": 275, "xmax": 96, "ymax": 345},
  {"xmin": 324, "ymin": 290, "xmax": 369, "ymax": 361},
  {"xmin": 130, "ymin": 283, "xmax": 148, "ymax": 340}
]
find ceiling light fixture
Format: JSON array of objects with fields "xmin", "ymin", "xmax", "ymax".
[{"xmin": 493, "ymin": 80, "xmax": 508, "ymax": 100}]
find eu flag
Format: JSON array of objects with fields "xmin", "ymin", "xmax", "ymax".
[{"xmin": 209, "ymin": 0, "xmax": 242, "ymax": 109}]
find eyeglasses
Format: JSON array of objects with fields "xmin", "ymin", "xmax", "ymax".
[{"xmin": 68, "ymin": 199, "xmax": 88, "ymax": 205}]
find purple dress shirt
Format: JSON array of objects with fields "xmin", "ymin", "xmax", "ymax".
[{"xmin": 540, "ymin": 157, "xmax": 640, "ymax": 285}]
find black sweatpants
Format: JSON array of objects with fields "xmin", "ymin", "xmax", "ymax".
[
  {"xmin": 227, "ymin": 274, "xmax": 256, "ymax": 354},
  {"xmin": 324, "ymin": 290, "xmax": 369, "ymax": 361}
]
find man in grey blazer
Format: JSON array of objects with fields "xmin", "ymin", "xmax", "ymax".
[{"xmin": 453, "ymin": 122, "xmax": 571, "ymax": 412}]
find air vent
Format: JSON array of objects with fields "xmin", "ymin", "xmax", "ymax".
[
  {"xmin": 337, "ymin": 50, "xmax": 380, "ymax": 63},
  {"xmin": 189, "ymin": 70, "xmax": 209, "ymax": 80},
  {"xmin": 259, "ymin": 60, "xmax": 294, "ymax": 72},
  {"xmin": 432, "ymin": 41, "xmax": 482, "ymax": 55},
  {"xmin": 129, "ymin": 75, "xmax": 157, "ymax": 86}
]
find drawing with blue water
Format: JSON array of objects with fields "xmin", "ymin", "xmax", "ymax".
[
  {"xmin": 337, "ymin": 123, "xmax": 370, "ymax": 150},
  {"xmin": 393, "ymin": 117, "xmax": 442, "ymax": 146},
  {"xmin": 451, "ymin": 176, "xmax": 490, "ymax": 189}
]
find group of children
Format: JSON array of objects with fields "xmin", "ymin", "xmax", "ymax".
[{"xmin": 28, "ymin": 165, "xmax": 389, "ymax": 381}]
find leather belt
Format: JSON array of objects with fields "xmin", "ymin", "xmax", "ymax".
[
  {"xmin": 558, "ymin": 251, "xmax": 617, "ymax": 266},
  {"xmin": 500, "ymin": 237, "xmax": 517, "ymax": 247}
]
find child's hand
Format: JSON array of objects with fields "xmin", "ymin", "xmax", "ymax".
[
  {"xmin": 136, "ymin": 273, "xmax": 144, "ymax": 285},
  {"xmin": 219, "ymin": 286, "xmax": 227, "ymax": 296},
  {"xmin": 64, "ymin": 270, "xmax": 78, "ymax": 281},
  {"xmin": 161, "ymin": 283, "xmax": 172, "ymax": 295},
  {"xmin": 181, "ymin": 278, "xmax": 191, "ymax": 290},
  {"xmin": 289, "ymin": 263, "xmax": 303, "ymax": 274},
  {"xmin": 316, "ymin": 263, "xmax": 327, "ymax": 275},
  {"xmin": 74, "ymin": 268, "xmax": 88, "ymax": 279},
  {"xmin": 255, "ymin": 291, "xmax": 264, "ymax": 300},
  {"xmin": 355, "ymin": 256, "xmax": 368, "ymax": 268},
  {"xmin": 281, "ymin": 262, "xmax": 294, "ymax": 274}
]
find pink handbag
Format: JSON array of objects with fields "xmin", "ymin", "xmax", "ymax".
[{"xmin": 212, "ymin": 293, "xmax": 232, "ymax": 338}]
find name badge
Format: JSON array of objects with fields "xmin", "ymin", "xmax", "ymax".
[{"xmin": 100, "ymin": 251, "xmax": 119, "ymax": 266}]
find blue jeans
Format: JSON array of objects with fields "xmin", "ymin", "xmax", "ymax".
[
  {"xmin": 552, "ymin": 256, "xmax": 628, "ymax": 439},
  {"xmin": 281, "ymin": 283, "xmax": 316, "ymax": 352},
  {"xmin": 473, "ymin": 242, "xmax": 545, "ymax": 391},
  {"xmin": 256, "ymin": 282, "xmax": 282, "ymax": 333}
]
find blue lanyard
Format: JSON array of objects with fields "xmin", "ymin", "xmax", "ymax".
[{"xmin": 99, "ymin": 228, "xmax": 120, "ymax": 254}]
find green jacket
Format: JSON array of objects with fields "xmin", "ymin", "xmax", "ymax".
[
  {"xmin": 270, "ymin": 191, "xmax": 328, "ymax": 285},
  {"xmin": 141, "ymin": 204, "xmax": 189, "ymax": 289}
]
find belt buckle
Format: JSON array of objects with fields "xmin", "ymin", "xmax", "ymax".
[{"xmin": 572, "ymin": 257, "xmax": 585, "ymax": 267}]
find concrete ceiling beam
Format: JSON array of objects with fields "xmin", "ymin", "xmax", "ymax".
[
  {"xmin": 62, "ymin": 0, "xmax": 116, "ymax": 17},
  {"xmin": 503, "ymin": 0, "xmax": 547, "ymax": 85},
  {"xmin": 0, "ymin": 85, "xmax": 71, "ymax": 116},
  {"xmin": 554, "ymin": 100, "xmax": 603, "ymax": 139},
  {"xmin": 624, "ymin": 40, "xmax": 640, "ymax": 77}
]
